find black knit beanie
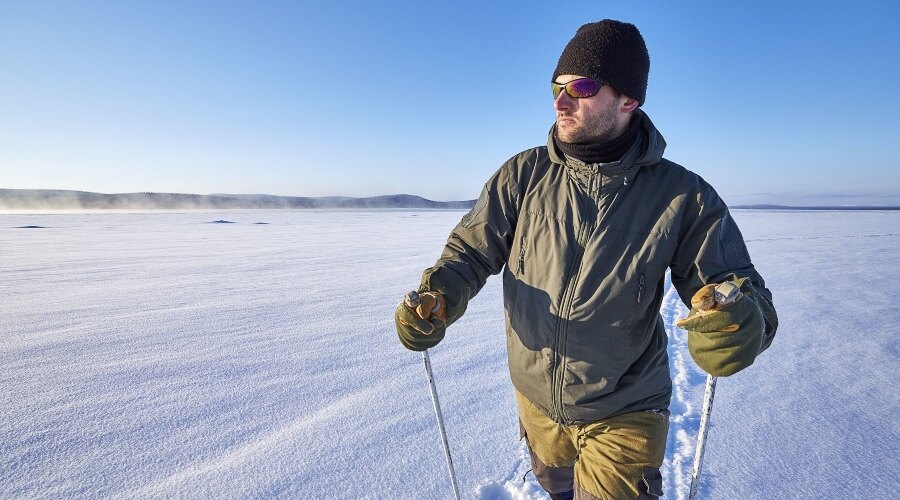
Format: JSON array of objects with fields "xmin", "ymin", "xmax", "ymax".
[{"xmin": 553, "ymin": 20, "xmax": 650, "ymax": 106}]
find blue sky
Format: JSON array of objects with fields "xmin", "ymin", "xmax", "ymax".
[{"xmin": 1, "ymin": 0, "xmax": 898, "ymax": 204}]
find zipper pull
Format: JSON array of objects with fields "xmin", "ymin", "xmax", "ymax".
[{"xmin": 517, "ymin": 235, "xmax": 527, "ymax": 275}]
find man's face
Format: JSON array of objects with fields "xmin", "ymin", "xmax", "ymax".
[{"xmin": 553, "ymin": 74, "xmax": 626, "ymax": 144}]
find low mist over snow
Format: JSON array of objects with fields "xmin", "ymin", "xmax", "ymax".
[
  {"xmin": 0, "ymin": 189, "xmax": 476, "ymax": 210},
  {"xmin": 1, "ymin": 209, "xmax": 898, "ymax": 499}
]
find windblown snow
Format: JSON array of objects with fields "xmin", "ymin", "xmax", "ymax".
[{"xmin": 1, "ymin": 209, "xmax": 898, "ymax": 499}]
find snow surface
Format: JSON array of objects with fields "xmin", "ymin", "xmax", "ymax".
[{"xmin": 1, "ymin": 209, "xmax": 898, "ymax": 499}]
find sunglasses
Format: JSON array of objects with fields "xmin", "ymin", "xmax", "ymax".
[{"xmin": 551, "ymin": 78, "xmax": 605, "ymax": 99}]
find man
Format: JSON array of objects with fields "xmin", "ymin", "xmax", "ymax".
[{"xmin": 395, "ymin": 19, "xmax": 778, "ymax": 500}]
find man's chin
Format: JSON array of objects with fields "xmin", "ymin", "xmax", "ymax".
[{"xmin": 556, "ymin": 127, "xmax": 582, "ymax": 143}]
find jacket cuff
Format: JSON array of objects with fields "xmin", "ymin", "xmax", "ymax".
[{"xmin": 419, "ymin": 266, "xmax": 471, "ymax": 326}]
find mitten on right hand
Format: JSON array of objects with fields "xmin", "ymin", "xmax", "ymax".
[
  {"xmin": 676, "ymin": 277, "xmax": 765, "ymax": 377},
  {"xmin": 394, "ymin": 291, "xmax": 447, "ymax": 352}
]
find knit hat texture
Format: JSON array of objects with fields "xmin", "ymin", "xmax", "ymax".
[{"xmin": 553, "ymin": 20, "xmax": 650, "ymax": 106}]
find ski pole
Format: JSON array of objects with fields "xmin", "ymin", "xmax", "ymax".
[
  {"xmin": 422, "ymin": 349, "xmax": 461, "ymax": 500},
  {"xmin": 404, "ymin": 291, "xmax": 460, "ymax": 500},
  {"xmin": 689, "ymin": 374, "xmax": 717, "ymax": 500}
]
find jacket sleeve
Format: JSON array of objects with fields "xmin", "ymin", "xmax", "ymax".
[
  {"xmin": 669, "ymin": 176, "xmax": 778, "ymax": 353},
  {"xmin": 419, "ymin": 156, "xmax": 522, "ymax": 326}
]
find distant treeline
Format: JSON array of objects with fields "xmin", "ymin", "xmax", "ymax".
[{"xmin": 0, "ymin": 189, "xmax": 476, "ymax": 210}]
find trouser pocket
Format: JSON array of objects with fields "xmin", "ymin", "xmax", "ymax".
[{"xmin": 638, "ymin": 466, "xmax": 663, "ymax": 498}]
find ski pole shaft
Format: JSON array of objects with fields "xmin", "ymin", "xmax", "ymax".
[
  {"xmin": 422, "ymin": 349, "xmax": 461, "ymax": 500},
  {"xmin": 689, "ymin": 374, "xmax": 717, "ymax": 500}
]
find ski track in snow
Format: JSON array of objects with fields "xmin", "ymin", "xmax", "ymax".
[
  {"xmin": 473, "ymin": 441, "xmax": 546, "ymax": 500},
  {"xmin": 660, "ymin": 275, "xmax": 703, "ymax": 500}
]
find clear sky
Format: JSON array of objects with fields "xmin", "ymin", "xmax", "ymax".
[{"xmin": 1, "ymin": 0, "xmax": 898, "ymax": 205}]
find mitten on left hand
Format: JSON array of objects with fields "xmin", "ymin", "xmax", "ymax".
[{"xmin": 676, "ymin": 277, "xmax": 765, "ymax": 377}]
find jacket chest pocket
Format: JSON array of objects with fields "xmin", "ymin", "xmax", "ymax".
[
  {"xmin": 574, "ymin": 226, "xmax": 654, "ymax": 334},
  {"xmin": 510, "ymin": 210, "xmax": 575, "ymax": 289},
  {"xmin": 600, "ymin": 268, "xmax": 647, "ymax": 329},
  {"xmin": 630, "ymin": 268, "xmax": 648, "ymax": 327}
]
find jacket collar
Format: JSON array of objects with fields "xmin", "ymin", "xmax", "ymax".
[{"xmin": 547, "ymin": 110, "xmax": 667, "ymax": 175}]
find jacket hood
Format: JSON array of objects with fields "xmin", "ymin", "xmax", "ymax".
[{"xmin": 547, "ymin": 110, "xmax": 667, "ymax": 170}]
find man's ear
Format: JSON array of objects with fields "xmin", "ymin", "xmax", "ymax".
[{"xmin": 620, "ymin": 96, "xmax": 640, "ymax": 113}]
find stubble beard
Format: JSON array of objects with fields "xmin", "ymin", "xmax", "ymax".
[{"xmin": 556, "ymin": 102, "xmax": 620, "ymax": 144}]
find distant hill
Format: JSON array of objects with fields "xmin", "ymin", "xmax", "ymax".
[
  {"xmin": 3, "ymin": 189, "xmax": 896, "ymax": 211},
  {"xmin": 0, "ymin": 189, "xmax": 476, "ymax": 210}
]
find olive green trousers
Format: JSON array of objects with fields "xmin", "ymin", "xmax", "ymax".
[{"xmin": 516, "ymin": 390, "xmax": 668, "ymax": 499}]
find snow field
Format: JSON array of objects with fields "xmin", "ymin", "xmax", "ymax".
[{"xmin": 1, "ymin": 209, "xmax": 898, "ymax": 499}]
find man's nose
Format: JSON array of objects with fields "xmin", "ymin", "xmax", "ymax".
[{"xmin": 553, "ymin": 91, "xmax": 574, "ymax": 112}]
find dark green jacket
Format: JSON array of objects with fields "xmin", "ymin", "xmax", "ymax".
[{"xmin": 421, "ymin": 111, "xmax": 776, "ymax": 425}]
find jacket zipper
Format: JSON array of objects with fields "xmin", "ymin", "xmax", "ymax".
[
  {"xmin": 638, "ymin": 273, "xmax": 645, "ymax": 303},
  {"xmin": 551, "ymin": 171, "xmax": 599, "ymax": 424},
  {"xmin": 517, "ymin": 235, "xmax": 526, "ymax": 275},
  {"xmin": 552, "ymin": 224, "xmax": 587, "ymax": 424}
]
